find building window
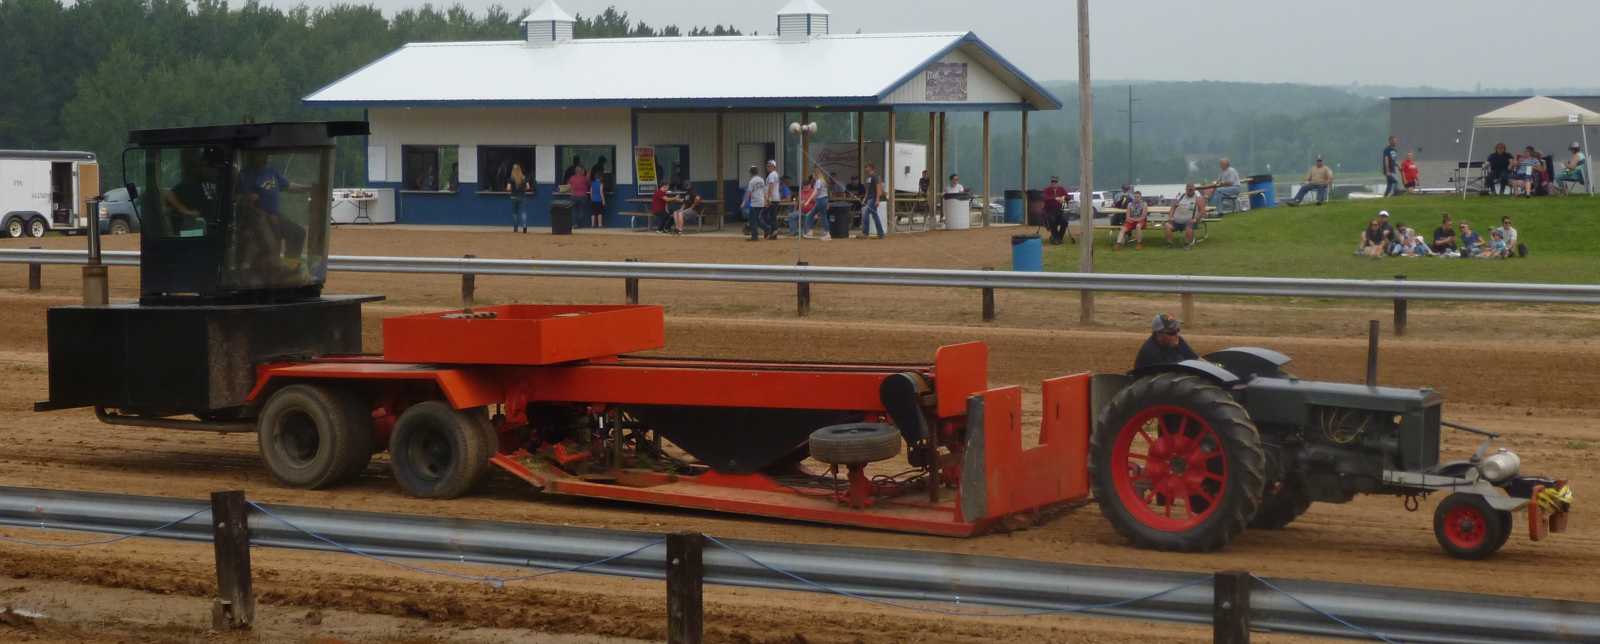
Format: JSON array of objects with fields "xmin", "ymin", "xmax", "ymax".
[
  {"xmin": 556, "ymin": 145, "xmax": 616, "ymax": 193},
  {"xmin": 401, "ymin": 145, "xmax": 458, "ymax": 192},
  {"xmin": 477, "ymin": 146, "xmax": 534, "ymax": 192},
  {"xmin": 654, "ymin": 145, "xmax": 691, "ymax": 190}
]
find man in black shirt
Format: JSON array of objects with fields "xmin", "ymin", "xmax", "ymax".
[
  {"xmin": 1134, "ymin": 313, "xmax": 1198, "ymax": 370},
  {"xmin": 1431, "ymin": 213, "xmax": 1457, "ymax": 255}
]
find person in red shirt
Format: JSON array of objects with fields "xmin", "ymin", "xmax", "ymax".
[
  {"xmin": 1400, "ymin": 152, "xmax": 1420, "ymax": 191},
  {"xmin": 567, "ymin": 166, "xmax": 590, "ymax": 227},
  {"xmin": 1041, "ymin": 177, "xmax": 1071, "ymax": 244},
  {"xmin": 650, "ymin": 183, "xmax": 671, "ymax": 233}
]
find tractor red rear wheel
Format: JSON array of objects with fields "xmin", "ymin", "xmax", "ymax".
[
  {"xmin": 1434, "ymin": 493, "xmax": 1511, "ymax": 560},
  {"xmin": 1091, "ymin": 373, "xmax": 1264, "ymax": 552}
]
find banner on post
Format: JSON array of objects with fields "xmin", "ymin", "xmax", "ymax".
[{"xmin": 635, "ymin": 146, "xmax": 658, "ymax": 193}]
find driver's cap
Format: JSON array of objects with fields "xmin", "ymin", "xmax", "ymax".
[{"xmin": 1152, "ymin": 313, "xmax": 1181, "ymax": 334}]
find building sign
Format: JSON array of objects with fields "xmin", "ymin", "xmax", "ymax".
[
  {"xmin": 635, "ymin": 146, "xmax": 657, "ymax": 192},
  {"xmin": 924, "ymin": 62, "xmax": 968, "ymax": 101}
]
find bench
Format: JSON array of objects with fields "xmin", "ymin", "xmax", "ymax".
[
  {"xmin": 620, "ymin": 210, "xmax": 656, "ymax": 231},
  {"xmin": 1099, "ymin": 216, "xmax": 1221, "ymax": 245}
]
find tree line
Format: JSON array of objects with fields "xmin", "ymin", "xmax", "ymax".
[{"xmin": 2, "ymin": 0, "xmax": 1387, "ymax": 191}]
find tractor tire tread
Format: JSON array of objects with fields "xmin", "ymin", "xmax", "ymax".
[
  {"xmin": 1090, "ymin": 372, "xmax": 1265, "ymax": 553},
  {"xmin": 388, "ymin": 402, "xmax": 493, "ymax": 499}
]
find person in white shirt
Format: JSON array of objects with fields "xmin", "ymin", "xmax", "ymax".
[
  {"xmin": 764, "ymin": 160, "xmax": 782, "ymax": 239},
  {"xmin": 746, "ymin": 165, "xmax": 769, "ymax": 241},
  {"xmin": 1495, "ymin": 215, "xmax": 1520, "ymax": 257},
  {"xmin": 947, "ymin": 173, "xmax": 967, "ymax": 194},
  {"xmin": 1197, "ymin": 158, "xmax": 1241, "ymax": 212},
  {"xmin": 1165, "ymin": 182, "xmax": 1205, "ymax": 248}
]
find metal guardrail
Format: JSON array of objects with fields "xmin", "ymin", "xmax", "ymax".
[
  {"xmin": 5, "ymin": 248, "xmax": 1600, "ymax": 305},
  {"xmin": 1, "ymin": 485, "xmax": 1596, "ymax": 643}
]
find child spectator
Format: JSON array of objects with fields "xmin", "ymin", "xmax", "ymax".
[
  {"xmin": 1483, "ymin": 228, "xmax": 1508, "ymax": 258},
  {"xmin": 1114, "ymin": 191, "xmax": 1148, "ymax": 250},
  {"xmin": 1401, "ymin": 152, "xmax": 1420, "ymax": 191}
]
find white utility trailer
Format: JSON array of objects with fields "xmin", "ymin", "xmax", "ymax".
[{"xmin": 0, "ymin": 150, "xmax": 101, "ymax": 238}]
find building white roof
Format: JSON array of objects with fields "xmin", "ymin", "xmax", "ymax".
[
  {"xmin": 303, "ymin": 32, "xmax": 1060, "ymax": 110},
  {"xmin": 522, "ymin": 0, "xmax": 575, "ymax": 23},
  {"xmin": 777, "ymin": 0, "xmax": 831, "ymax": 15}
]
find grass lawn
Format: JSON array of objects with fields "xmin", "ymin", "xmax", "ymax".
[{"xmin": 1043, "ymin": 194, "xmax": 1599, "ymax": 283}]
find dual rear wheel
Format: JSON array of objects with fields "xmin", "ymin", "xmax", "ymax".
[{"xmin": 257, "ymin": 385, "xmax": 495, "ymax": 499}]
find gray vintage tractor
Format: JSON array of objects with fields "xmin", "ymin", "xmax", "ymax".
[{"xmin": 1091, "ymin": 344, "xmax": 1573, "ymax": 560}]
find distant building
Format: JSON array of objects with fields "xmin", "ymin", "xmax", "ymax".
[
  {"xmin": 1389, "ymin": 96, "xmax": 1600, "ymax": 189},
  {"xmin": 303, "ymin": 0, "xmax": 1059, "ymax": 227}
]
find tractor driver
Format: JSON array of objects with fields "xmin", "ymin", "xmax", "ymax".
[
  {"xmin": 235, "ymin": 151, "xmax": 309, "ymax": 270},
  {"xmin": 1134, "ymin": 313, "xmax": 1198, "ymax": 370},
  {"xmin": 162, "ymin": 148, "xmax": 219, "ymax": 235}
]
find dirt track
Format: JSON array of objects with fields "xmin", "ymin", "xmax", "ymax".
[{"xmin": 1, "ymin": 228, "xmax": 1597, "ymax": 641}]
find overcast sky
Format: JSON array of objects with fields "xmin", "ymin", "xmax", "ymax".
[{"xmin": 309, "ymin": 0, "xmax": 1600, "ymax": 89}]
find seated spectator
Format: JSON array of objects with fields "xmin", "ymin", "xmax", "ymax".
[
  {"xmin": 1486, "ymin": 143, "xmax": 1513, "ymax": 195},
  {"xmin": 1286, "ymin": 157, "xmax": 1333, "ymax": 206},
  {"xmin": 671, "ymin": 183, "xmax": 702, "ymax": 235},
  {"xmin": 1400, "ymin": 152, "xmax": 1420, "ymax": 191},
  {"xmin": 1431, "ymin": 213, "xmax": 1457, "ymax": 255},
  {"xmin": 1388, "ymin": 221, "xmax": 1409, "ymax": 255},
  {"xmin": 1376, "ymin": 210, "xmax": 1397, "ymax": 254},
  {"xmin": 1399, "ymin": 227, "xmax": 1432, "ymax": 257},
  {"xmin": 1482, "ymin": 228, "xmax": 1509, "ymax": 258},
  {"xmin": 1199, "ymin": 158, "xmax": 1242, "ymax": 211},
  {"xmin": 846, "ymin": 175, "xmax": 864, "ymax": 197},
  {"xmin": 1110, "ymin": 184, "xmax": 1135, "ymax": 225},
  {"xmin": 1512, "ymin": 147, "xmax": 1543, "ymax": 197},
  {"xmin": 1042, "ymin": 177, "xmax": 1070, "ymax": 245},
  {"xmin": 1557, "ymin": 142, "xmax": 1587, "ymax": 193},
  {"xmin": 1114, "ymin": 190, "xmax": 1148, "ymax": 251},
  {"xmin": 1495, "ymin": 216, "xmax": 1522, "ymax": 257},
  {"xmin": 1358, "ymin": 218, "xmax": 1388, "ymax": 257},
  {"xmin": 1458, "ymin": 221, "xmax": 1482, "ymax": 257}
]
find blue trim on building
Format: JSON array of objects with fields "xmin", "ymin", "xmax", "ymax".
[
  {"xmin": 890, "ymin": 102, "xmax": 1034, "ymax": 113},
  {"xmin": 381, "ymin": 182, "xmax": 636, "ymax": 228}
]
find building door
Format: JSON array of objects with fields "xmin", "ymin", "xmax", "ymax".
[{"xmin": 737, "ymin": 143, "xmax": 773, "ymax": 182}]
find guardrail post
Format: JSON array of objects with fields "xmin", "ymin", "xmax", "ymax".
[
  {"xmin": 666, "ymin": 532, "xmax": 705, "ymax": 644},
  {"xmin": 1182, "ymin": 292, "xmax": 1196, "ymax": 327},
  {"xmin": 1213, "ymin": 570, "xmax": 1251, "ymax": 644},
  {"xmin": 1393, "ymin": 275, "xmax": 1407, "ymax": 336},
  {"xmin": 981, "ymin": 267, "xmax": 996, "ymax": 322},
  {"xmin": 460, "ymin": 254, "xmax": 476, "ymax": 310},
  {"xmin": 796, "ymin": 261, "xmax": 811, "ymax": 317},
  {"xmin": 625, "ymin": 258, "xmax": 640, "ymax": 305},
  {"xmin": 27, "ymin": 246, "xmax": 41, "ymax": 291},
  {"xmin": 210, "ymin": 490, "xmax": 254, "ymax": 631}
]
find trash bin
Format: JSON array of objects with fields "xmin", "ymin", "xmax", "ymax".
[
  {"xmin": 550, "ymin": 196, "xmax": 574, "ymax": 235},
  {"xmin": 829, "ymin": 202, "xmax": 852, "ymax": 239},
  {"xmin": 1025, "ymin": 189, "xmax": 1045, "ymax": 225},
  {"xmin": 1004, "ymin": 189, "xmax": 1025, "ymax": 224},
  {"xmin": 1011, "ymin": 234, "xmax": 1043, "ymax": 272},
  {"xmin": 943, "ymin": 192, "xmax": 972, "ymax": 230},
  {"xmin": 1247, "ymin": 174, "xmax": 1276, "ymax": 209}
]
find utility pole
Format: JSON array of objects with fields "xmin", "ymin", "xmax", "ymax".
[
  {"xmin": 1120, "ymin": 85, "xmax": 1139, "ymax": 187},
  {"xmin": 1077, "ymin": 0, "xmax": 1094, "ymax": 324}
]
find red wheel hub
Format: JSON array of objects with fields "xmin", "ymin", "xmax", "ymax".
[
  {"xmin": 1443, "ymin": 504, "xmax": 1487, "ymax": 549},
  {"xmin": 1111, "ymin": 405, "xmax": 1229, "ymax": 531}
]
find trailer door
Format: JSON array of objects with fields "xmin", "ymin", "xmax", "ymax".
[{"xmin": 77, "ymin": 162, "xmax": 99, "ymax": 223}]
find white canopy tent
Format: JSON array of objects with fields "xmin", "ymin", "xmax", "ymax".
[{"xmin": 1464, "ymin": 96, "xmax": 1597, "ymax": 198}]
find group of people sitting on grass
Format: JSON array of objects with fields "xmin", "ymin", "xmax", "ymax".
[{"xmin": 1358, "ymin": 211, "xmax": 1524, "ymax": 259}]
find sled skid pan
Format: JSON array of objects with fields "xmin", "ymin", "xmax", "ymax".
[{"xmin": 491, "ymin": 374, "xmax": 1092, "ymax": 537}]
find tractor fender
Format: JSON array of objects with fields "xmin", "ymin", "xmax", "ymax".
[
  {"xmin": 1129, "ymin": 359, "xmax": 1243, "ymax": 387},
  {"xmin": 1203, "ymin": 347, "xmax": 1292, "ymax": 381}
]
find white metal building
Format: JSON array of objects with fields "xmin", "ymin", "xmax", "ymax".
[{"xmin": 304, "ymin": 0, "xmax": 1060, "ymax": 227}]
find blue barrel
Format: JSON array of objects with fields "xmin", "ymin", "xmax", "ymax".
[
  {"xmin": 1004, "ymin": 190, "xmax": 1025, "ymax": 223},
  {"xmin": 1011, "ymin": 234, "xmax": 1043, "ymax": 272},
  {"xmin": 1247, "ymin": 174, "xmax": 1276, "ymax": 209}
]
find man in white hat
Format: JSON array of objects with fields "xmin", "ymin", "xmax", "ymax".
[
  {"xmin": 764, "ymin": 160, "xmax": 783, "ymax": 239},
  {"xmin": 1558, "ymin": 142, "xmax": 1588, "ymax": 193}
]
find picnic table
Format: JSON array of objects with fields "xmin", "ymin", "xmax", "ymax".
[
  {"xmin": 1095, "ymin": 206, "xmax": 1220, "ymax": 244},
  {"xmin": 622, "ymin": 195, "xmax": 724, "ymax": 232}
]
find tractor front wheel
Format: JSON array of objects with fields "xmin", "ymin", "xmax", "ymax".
[
  {"xmin": 1434, "ymin": 493, "xmax": 1511, "ymax": 560},
  {"xmin": 1091, "ymin": 372, "xmax": 1265, "ymax": 552},
  {"xmin": 388, "ymin": 402, "xmax": 493, "ymax": 499}
]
